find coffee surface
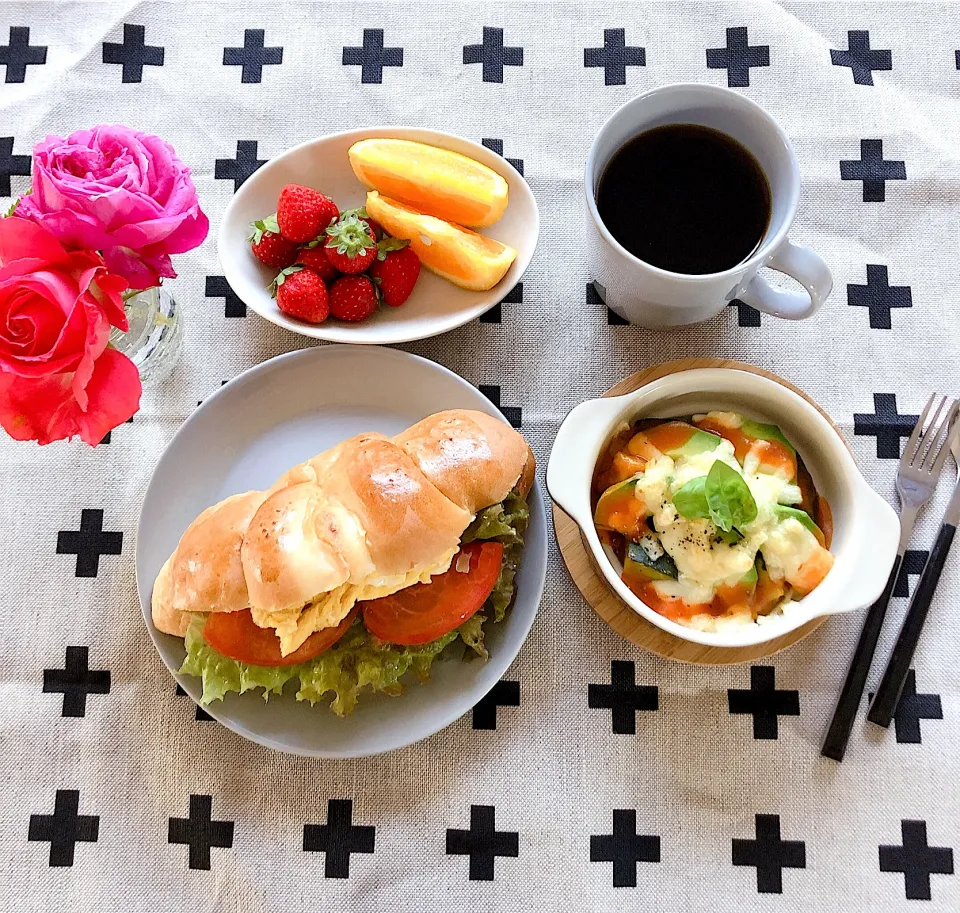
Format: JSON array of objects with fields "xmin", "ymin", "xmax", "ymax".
[{"xmin": 596, "ymin": 124, "xmax": 771, "ymax": 275}]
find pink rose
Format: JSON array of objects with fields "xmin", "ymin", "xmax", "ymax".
[
  {"xmin": 15, "ymin": 125, "xmax": 209, "ymax": 290},
  {"xmin": 0, "ymin": 217, "xmax": 141, "ymax": 445}
]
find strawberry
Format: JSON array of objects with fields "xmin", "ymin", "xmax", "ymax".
[
  {"xmin": 324, "ymin": 214, "xmax": 377, "ymax": 273},
  {"xmin": 249, "ymin": 214, "xmax": 298, "ymax": 268},
  {"xmin": 369, "ymin": 239, "xmax": 421, "ymax": 307},
  {"xmin": 340, "ymin": 206, "xmax": 383, "ymax": 240},
  {"xmin": 295, "ymin": 245, "xmax": 339, "ymax": 283},
  {"xmin": 271, "ymin": 266, "xmax": 329, "ymax": 324},
  {"xmin": 328, "ymin": 275, "xmax": 379, "ymax": 322},
  {"xmin": 276, "ymin": 184, "xmax": 339, "ymax": 243}
]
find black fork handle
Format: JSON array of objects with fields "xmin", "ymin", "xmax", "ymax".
[
  {"xmin": 821, "ymin": 554, "xmax": 902, "ymax": 761},
  {"xmin": 868, "ymin": 522, "xmax": 957, "ymax": 728}
]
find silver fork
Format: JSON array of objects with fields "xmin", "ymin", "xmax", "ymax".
[
  {"xmin": 822, "ymin": 393, "xmax": 959, "ymax": 760},
  {"xmin": 869, "ymin": 416, "xmax": 960, "ymax": 727}
]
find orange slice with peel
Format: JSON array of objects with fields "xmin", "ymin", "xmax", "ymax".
[
  {"xmin": 349, "ymin": 138, "xmax": 509, "ymax": 228},
  {"xmin": 365, "ymin": 192, "xmax": 517, "ymax": 292}
]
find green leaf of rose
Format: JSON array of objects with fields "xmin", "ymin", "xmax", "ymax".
[{"xmin": 705, "ymin": 460, "xmax": 758, "ymax": 532}]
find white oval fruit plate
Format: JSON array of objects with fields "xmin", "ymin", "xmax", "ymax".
[
  {"xmin": 136, "ymin": 346, "xmax": 548, "ymax": 758},
  {"xmin": 217, "ymin": 127, "xmax": 539, "ymax": 344}
]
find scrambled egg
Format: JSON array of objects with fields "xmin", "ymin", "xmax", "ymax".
[{"xmin": 251, "ymin": 546, "xmax": 459, "ymax": 656}]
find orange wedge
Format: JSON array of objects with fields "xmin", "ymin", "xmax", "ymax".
[
  {"xmin": 349, "ymin": 138, "xmax": 509, "ymax": 228},
  {"xmin": 365, "ymin": 192, "xmax": 516, "ymax": 292}
]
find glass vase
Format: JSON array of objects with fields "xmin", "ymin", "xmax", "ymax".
[{"xmin": 110, "ymin": 285, "xmax": 183, "ymax": 387}]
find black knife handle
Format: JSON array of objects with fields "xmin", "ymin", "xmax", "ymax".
[
  {"xmin": 868, "ymin": 522, "xmax": 957, "ymax": 728},
  {"xmin": 821, "ymin": 554, "xmax": 903, "ymax": 761}
]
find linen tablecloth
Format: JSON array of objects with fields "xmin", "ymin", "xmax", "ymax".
[{"xmin": 2, "ymin": 2, "xmax": 959, "ymax": 910}]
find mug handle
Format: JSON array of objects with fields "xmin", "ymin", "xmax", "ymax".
[{"xmin": 738, "ymin": 239, "xmax": 833, "ymax": 320}]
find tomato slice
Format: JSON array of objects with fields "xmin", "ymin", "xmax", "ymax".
[
  {"xmin": 202, "ymin": 605, "xmax": 358, "ymax": 667},
  {"xmin": 362, "ymin": 541, "xmax": 504, "ymax": 646}
]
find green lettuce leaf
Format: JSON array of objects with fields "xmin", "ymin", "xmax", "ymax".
[
  {"xmin": 178, "ymin": 491, "xmax": 529, "ymax": 715},
  {"xmin": 180, "ymin": 616, "xmax": 300, "ymax": 704}
]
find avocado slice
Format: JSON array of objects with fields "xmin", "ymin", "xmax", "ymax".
[
  {"xmin": 594, "ymin": 478, "xmax": 642, "ymax": 533},
  {"xmin": 624, "ymin": 538, "xmax": 678, "ymax": 582},
  {"xmin": 661, "ymin": 425, "xmax": 723, "ymax": 459},
  {"xmin": 774, "ymin": 504, "xmax": 825, "ymax": 544},
  {"xmin": 741, "ymin": 419, "xmax": 796, "ymax": 455}
]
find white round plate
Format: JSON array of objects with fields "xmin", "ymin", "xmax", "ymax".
[
  {"xmin": 136, "ymin": 346, "xmax": 547, "ymax": 757},
  {"xmin": 217, "ymin": 127, "xmax": 539, "ymax": 344}
]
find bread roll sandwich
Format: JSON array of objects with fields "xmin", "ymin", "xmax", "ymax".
[{"xmin": 154, "ymin": 409, "xmax": 534, "ymax": 715}]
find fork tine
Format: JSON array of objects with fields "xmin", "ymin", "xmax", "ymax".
[
  {"xmin": 904, "ymin": 393, "xmax": 937, "ymax": 466},
  {"xmin": 911, "ymin": 395, "xmax": 947, "ymax": 467},
  {"xmin": 920, "ymin": 399, "xmax": 959, "ymax": 474}
]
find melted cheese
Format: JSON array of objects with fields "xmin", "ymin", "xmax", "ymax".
[
  {"xmin": 251, "ymin": 546, "xmax": 459, "ymax": 656},
  {"xmin": 639, "ymin": 437, "xmax": 820, "ymax": 606}
]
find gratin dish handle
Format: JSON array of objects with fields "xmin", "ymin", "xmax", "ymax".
[
  {"xmin": 739, "ymin": 239, "xmax": 833, "ymax": 320},
  {"xmin": 827, "ymin": 485, "xmax": 901, "ymax": 614},
  {"xmin": 546, "ymin": 398, "xmax": 627, "ymax": 530}
]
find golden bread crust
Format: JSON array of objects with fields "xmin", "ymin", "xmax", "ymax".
[{"xmin": 150, "ymin": 410, "xmax": 531, "ymax": 639}]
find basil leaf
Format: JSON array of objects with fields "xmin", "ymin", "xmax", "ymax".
[
  {"xmin": 705, "ymin": 460, "xmax": 758, "ymax": 532},
  {"xmin": 673, "ymin": 476, "xmax": 710, "ymax": 519}
]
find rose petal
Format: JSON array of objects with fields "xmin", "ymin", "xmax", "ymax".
[
  {"xmin": 0, "ymin": 347, "xmax": 140, "ymax": 445},
  {"xmin": 0, "ymin": 218, "xmax": 67, "ymax": 267}
]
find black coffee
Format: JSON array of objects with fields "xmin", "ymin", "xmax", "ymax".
[{"xmin": 596, "ymin": 124, "xmax": 771, "ymax": 275}]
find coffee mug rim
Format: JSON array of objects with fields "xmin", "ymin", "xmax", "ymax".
[{"xmin": 585, "ymin": 82, "xmax": 801, "ymax": 283}]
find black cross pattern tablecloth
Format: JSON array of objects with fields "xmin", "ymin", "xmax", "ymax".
[{"xmin": 2, "ymin": 3, "xmax": 959, "ymax": 910}]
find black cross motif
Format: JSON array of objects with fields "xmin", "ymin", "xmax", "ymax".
[
  {"xmin": 215, "ymin": 140, "xmax": 266, "ymax": 191},
  {"xmin": 223, "ymin": 29, "xmax": 282, "ymax": 83},
  {"xmin": 895, "ymin": 549, "xmax": 928, "ymax": 598},
  {"xmin": 481, "ymin": 138, "xmax": 524, "ymax": 175},
  {"xmin": 342, "ymin": 29, "xmax": 402, "ymax": 84},
  {"xmin": 587, "ymin": 282, "xmax": 628, "ymax": 325},
  {"xmin": 168, "ymin": 795, "xmax": 234, "ymax": 870},
  {"xmin": 472, "ymin": 679, "xmax": 520, "ymax": 729},
  {"xmin": 869, "ymin": 670, "xmax": 942, "ymax": 744},
  {"xmin": 28, "ymin": 790, "xmax": 99, "ymax": 867},
  {"xmin": 840, "ymin": 139, "xmax": 906, "ymax": 202},
  {"xmin": 0, "ymin": 27, "xmax": 46, "ymax": 83},
  {"xmin": 588, "ymin": 660, "xmax": 658, "ymax": 735},
  {"xmin": 56, "ymin": 509, "xmax": 123, "ymax": 577},
  {"xmin": 706, "ymin": 27, "xmax": 769, "ymax": 87},
  {"xmin": 481, "ymin": 282, "xmax": 522, "ymax": 324},
  {"xmin": 880, "ymin": 820, "xmax": 954, "ymax": 900},
  {"xmin": 446, "ymin": 805, "xmax": 518, "ymax": 880},
  {"xmin": 175, "ymin": 684, "xmax": 213, "ymax": 722},
  {"xmin": 463, "ymin": 27, "xmax": 523, "ymax": 83},
  {"xmin": 733, "ymin": 814, "xmax": 806, "ymax": 893},
  {"xmin": 728, "ymin": 665, "xmax": 799, "ymax": 739},
  {"xmin": 43, "ymin": 646, "xmax": 110, "ymax": 717},
  {"xmin": 831, "ymin": 31, "xmax": 892, "ymax": 86},
  {"xmin": 847, "ymin": 264, "xmax": 912, "ymax": 329},
  {"xmin": 303, "ymin": 799, "xmax": 376, "ymax": 878},
  {"xmin": 854, "ymin": 393, "xmax": 919, "ymax": 459},
  {"xmin": 590, "ymin": 809, "xmax": 661, "ymax": 887},
  {"xmin": 206, "ymin": 275, "xmax": 246, "ymax": 318},
  {"xmin": 99, "ymin": 416, "xmax": 134, "ymax": 446},
  {"xmin": 729, "ymin": 298, "xmax": 762, "ymax": 327},
  {"xmin": 480, "ymin": 384, "xmax": 522, "ymax": 428},
  {"xmin": 102, "ymin": 24, "xmax": 164, "ymax": 83},
  {"xmin": 584, "ymin": 29, "xmax": 646, "ymax": 85},
  {"xmin": 0, "ymin": 136, "xmax": 30, "ymax": 195}
]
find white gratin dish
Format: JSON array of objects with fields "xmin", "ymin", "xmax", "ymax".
[{"xmin": 546, "ymin": 367, "xmax": 900, "ymax": 649}]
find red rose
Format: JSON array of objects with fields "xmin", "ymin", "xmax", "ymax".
[{"xmin": 0, "ymin": 218, "xmax": 141, "ymax": 445}]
